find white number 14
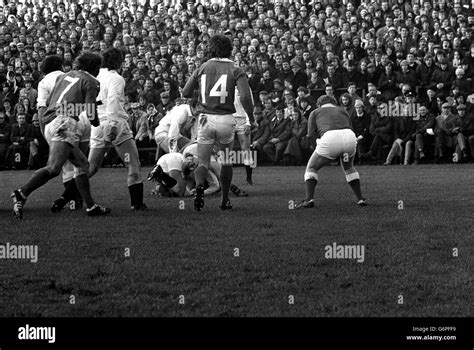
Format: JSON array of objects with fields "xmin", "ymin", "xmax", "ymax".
[{"xmin": 201, "ymin": 74, "xmax": 228, "ymax": 104}]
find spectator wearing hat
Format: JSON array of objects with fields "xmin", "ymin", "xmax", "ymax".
[
  {"xmin": 429, "ymin": 58, "xmax": 454, "ymax": 97},
  {"xmin": 27, "ymin": 113, "xmax": 47, "ymax": 170},
  {"xmin": 434, "ymin": 102, "xmax": 458, "ymax": 162},
  {"xmin": 250, "ymin": 107, "xmax": 270, "ymax": 162},
  {"xmin": 263, "ymin": 104, "xmax": 292, "ymax": 165},
  {"xmin": 351, "ymin": 99, "xmax": 372, "ymax": 160},
  {"xmin": 0, "ymin": 111, "xmax": 10, "ymax": 170},
  {"xmin": 451, "ymin": 68, "xmax": 472, "ymax": 95},
  {"xmin": 456, "ymin": 104, "xmax": 474, "ymax": 161}
]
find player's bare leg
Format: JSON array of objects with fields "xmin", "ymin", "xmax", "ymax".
[
  {"xmin": 88, "ymin": 146, "xmax": 108, "ymax": 178},
  {"xmin": 218, "ymin": 140, "xmax": 234, "ymax": 210},
  {"xmin": 115, "ymin": 139, "xmax": 147, "ymax": 211},
  {"xmin": 295, "ymin": 151, "xmax": 332, "ymax": 209},
  {"xmin": 68, "ymin": 145, "xmax": 111, "ymax": 216},
  {"xmin": 12, "ymin": 141, "xmax": 71, "ymax": 218},
  {"xmin": 340, "ymin": 154, "xmax": 367, "ymax": 206},
  {"xmin": 194, "ymin": 142, "xmax": 214, "ymax": 211}
]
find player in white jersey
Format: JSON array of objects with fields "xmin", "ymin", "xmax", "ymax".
[
  {"xmin": 233, "ymin": 88, "xmax": 255, "ymax": 185},
  {"xmin": 295, "ymin": 96, "xmax": 367, "ymax": 208},
  {"xmin": 37, "ymin": 55, "xmax": 90, "ymax": 213},
  {"xmin": 154, "ymin": 102, "xmax": 197, "ymax": 153},
  {"xmin": 87, "ymin": 48, "xmax": 147, "ymax": 211}
]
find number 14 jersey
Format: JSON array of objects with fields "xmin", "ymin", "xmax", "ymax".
[{"xmin": 183, "ymin": 58, "xmax": 247, "ymax": 115}]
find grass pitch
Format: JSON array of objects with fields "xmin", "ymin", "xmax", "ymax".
[{"xmin": 0, "ymin": 164, "xmax": 472, "ymax": 317}]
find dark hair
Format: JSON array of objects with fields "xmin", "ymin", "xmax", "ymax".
[
  {"xmin": 317, "ymin": 95, "xmax": 337, "ymax": 106},
  {"xmin": 102, "ymin": 48, "xmax": 123, "ymax": 71},
  {"xmin": 40, "ymin": 55, "xmax": 63, "ymax": 74},
  {"xmin": 75, "ymin": 51, "xmax": 102, "ymax": 77},
  {"xmin": 208, "ymin": 34, "xmax": 232, "ymax": 58}
]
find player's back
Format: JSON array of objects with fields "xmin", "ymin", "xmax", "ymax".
[
  {"xmin": 42, "ymin": 70, "xmax": 100, "ymax": 124},
  {"xmin": 37, "ymin": 70, "xmax": 64, "ymax": 108},
  {"xmin": 310, "ymin": 106, "xmax": 352, "ymax": 138},
  {"xmin": 195, "ymin": 58, "xmax": 245, "ymax": 115}
]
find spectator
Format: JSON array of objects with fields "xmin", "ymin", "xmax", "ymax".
[
  {"xmin": 412, "ymin": 105, "xmax": 436, "ymax": 165},
  {"xmin": 456, "ymin": 104, "xmax": 474, "ymax": 161},
  {"xmin": 5, "ymin": 113, "xmax": 32, "ymax": 169},
  {"xmin": 0, "ymin": 111, "xmax": 10, "ymax": 170},
  {"xmin": 362, "ymin": 103, "xmax": 394, "ymax": 162},
  {"xmin": 27, "ymin": 113, "xmax": 47, "ymax": 170},
  {"xmin": 283, "ymin": 107, "xmax": 308, "ymax": 165},
  {"xmin": 263, "ymin": 104, "xmax": 291, "ymax": 165},
  {"xmin": 434, "ymin": 102, "xmax": 458, "ymax": 163},
  {"xmin": 351, "ymin": 99, "xmax": 372, "ymax": 160},
  {"xmin": 250, "ymin": 107, "xmax": 270, "ymax": 164}
]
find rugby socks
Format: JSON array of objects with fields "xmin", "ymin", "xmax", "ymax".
[
  {"xmin": 220, "ymin": 165, "xmax": 233, "ymax": 205},
  {"xmin": 21, "ymin": 168, "xmax": 52, "ymax": 197},
  {"xmin": 348, "ymin": 179, "xmax": 363, "ymax": 202},
  {"xmin": 62, "ymin": 179, "xmax": 81, "ymax": 202},
  {"xmin": 245, "ymin": 165, "xmax": 252, "ymax": 183},
  {"xmin": 305, "ymin": 179, "xmax": 317, "ymax": 201},
  {"xmin": 75, "ymin": 174, "xmax": 95, "ymax": 208},
  {"xmin": 161, "ymin": 173, "xmax": 178, "ymax": 188},
  {"xmin": 128, "ymin": 182, "xmax": 144, "ymax": 207}
]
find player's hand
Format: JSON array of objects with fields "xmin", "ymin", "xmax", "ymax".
[
  {"xmin": 395, "ymin": 138, "xmax": 403, "ymax": 145},
  {"xmin": 243, "ymin": 124, "xmax": 251, "ymax": 136},
  {"xmin": 107, "ymin": 125, "xmax": 118, "ymax": 142}
]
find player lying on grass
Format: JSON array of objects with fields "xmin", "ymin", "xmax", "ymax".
[
  {"xmin": 147, "ymin": 142, "xmax": 248, "ymax": 197},
  {"xmin": 295, "ymin": 95, "xmax": 367, "ymax": 209},
  {"xmin": 11, "ymin": 52, "xmax": 111, "ymax": 219}
]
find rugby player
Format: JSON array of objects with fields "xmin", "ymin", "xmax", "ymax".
[
  {"xmin": 182, "ymin": 34, "xmax": 256, "ymax": 211},
  {"xmin": 154, "ymin": 101, "xmax": 197, "ymax": 154},
  {"xmin": 233, "ymin": 88, "xmax": 255, "ymax": 185},
  {"xmin": 11, "ymin": 52, "xmax": 110, "ymax": 219},
  {"xmin": 87, "ymin": 48, "xmax": 147, "ymax": 211},
  {"xmin": 295, "ymin": 95, "xmax": 367, "ymax": 208}
]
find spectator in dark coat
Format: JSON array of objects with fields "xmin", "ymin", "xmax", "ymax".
[
  {"xmin": 5, "ymin": 113, "xmax": 32, "ymax": 169},
  {"xmin": 250, "ymin": 107, "xmax": 270, "ymax": 163},
  {"xmin": 429, "ymin": 58, "xmax": 454, "ymax": 98},
  {"xmin": 416, "ymin": 54, "xmax": 436, "ymax": 91},
  {"xmin": 263, "ymin": 104, "xmax": 292, "ymax": 164},
  {"xmin": 396, "ymin": 60, "xmax": 417, "ymax": 92},
  {"xmin": 27, "ymin": 114, "xmax": 48, "ymax": 169},
  {"xmin": 283, "ymin": 108, "xmax": 308, "ymax": 165},
  {"xmin": 412, "ymin": 105, "xmax": 436, "ymax": 164},
  {"xmin": 455, "ymin": 104, "xmax": 474, "ymax": 161},
  {"xmin": 378, "ymin": 61, "xmax": 398, "ymax": 102},
  {"xmin": 362, "ymin": 103, "xmax": 394, "ymax": 161},
  {"xmin": 0, "ymin": 111, "xmax": 10, "ymax": 169},
  {"xmin": 434, "ymin": 102, "xmax": 458, "ymax": 162},
  {"xmin": 351, "ymin": 99, "xmax": 372, "ymax": 158}
]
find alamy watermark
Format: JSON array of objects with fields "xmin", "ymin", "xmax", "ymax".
[
  {"xmin": 377, "ymin": 101, "xmax": 421, "ymax": 118},
  {"xmin": 0, "ymin": 242, "xmax": 38, "ymax": 263},
  {"xmin": 325, "ymin": 242, "xmax": 365, "ymax": 263},
  {"xmin": 216, "ymin": 149, "xmax": 258, "ymax": 168}
]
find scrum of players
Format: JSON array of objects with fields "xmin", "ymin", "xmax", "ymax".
[{"xmin": 10, "ymin": 34, "xmax": 366, "ymax": 219}]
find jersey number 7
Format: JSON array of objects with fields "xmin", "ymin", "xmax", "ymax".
[{"xmin": 201, "ymin": 74, "xmax": 228, "ymax": 104}]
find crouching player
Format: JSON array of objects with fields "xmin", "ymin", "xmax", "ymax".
[
  {"xmin": 87, "ymin": 48, "xmax": 147, "ymax": 211},
  {"xmin": 295, "ymin": 96, "xmax": 367, "ymax": 208}
]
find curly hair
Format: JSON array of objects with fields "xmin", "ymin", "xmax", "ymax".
[
  {"xmin": 75, "ymin": 51, "xmax": 102, "ymax": 77},
  {"xmin": 208, "ymin": 34, "xmax": 232, "ymax": 59},
  {"xmin": 101, "ymin": 48, "xmax": 123, "ymax": 71},
  {"xmin": 40, "ymin": 55, "xmax": 63, "ymax": 75}
]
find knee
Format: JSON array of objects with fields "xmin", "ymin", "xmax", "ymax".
[
  {"xmin": 304, "ymin": 169, "xmax": 318, "ymax": 182},
  {"xmin": 127, "ymin": 172, "xmax": 142, "ymax": 186},
  {"xmin": 46, "ymin": 165, "xmax": 62, "ymax": 178},
  {"xmin": 344, "ymin": 167, "xmax": 359, "ymax": 182}
]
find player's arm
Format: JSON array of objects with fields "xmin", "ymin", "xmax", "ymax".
[
  {"xmin": 182, "ymin": 70, "xmax": 198, "ymax": 98},
  {"xmin": 84, "ymin": 78, "xmax": 101, "ymax": 127},
  {"xmin": 307, "ymin": 110, "xmax": 318, "ymax": 138},
  {"xmin": 106, "ymin": 75, "xmax": 129, "ymax": 120},
  {"xmin": 236, "ymin": 73, "xmax": 255, "ymax": 124},
  {"xmin": 168, "ymin": 170, "xmax": 186, "ymax": 197},
  {"xmin": 168, "ymin": 108, "xmax": 184, "ymax": 140}
]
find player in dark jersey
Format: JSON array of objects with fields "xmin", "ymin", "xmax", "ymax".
[
  {"xmin": 10, "ymin": 52, "xmax": 110, "ymax": 219},
  {"xmin": 295, "ymin": 95, "xmax": 367, "ymax": 208},
  {"xmin": 182, "ymin": 34, "xmax": 257, "ymax": 211}
]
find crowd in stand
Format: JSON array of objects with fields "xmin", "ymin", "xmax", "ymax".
[{"xmin": 0, "ymin": 0, "xmax": 473, "ymax": 171}]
